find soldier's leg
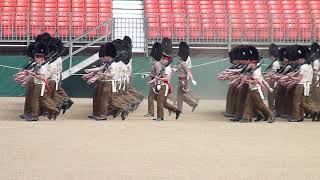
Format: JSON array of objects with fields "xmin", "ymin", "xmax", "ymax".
[
  {"xmin": 155, "ymin": 86, "xmax": 165, "ymax": 120},
  {"xmin": 291, "ymin": 85, "xmax": 303, "ymax": 120},
  {"xmin": 251, "ymin": 90, "xmax": 273, "ymax": 120},
  {"xmin": 183, "ymin": 91, "xmax": 198, "ymax": 110},
  {"xmin": 98, "ymin": 82, "xmax": 112, "ymax": 120},
  {"xmin": 29, "ymin": 84, "xmax": 42, "ymax": 120},
  {"xmin": 23, "ymin": 80, "xmax": 33, "ymax": 116},
  {"xmin": 241, "ymin": 91, "xmax": 254, "ymax": 122},
  {"xmin": 147, "ymin": 87, "xmax": 155, "ymax": 116},
  {"xmin": 177, "ymin": 82, "xmax": 184, "ymax": 112}
]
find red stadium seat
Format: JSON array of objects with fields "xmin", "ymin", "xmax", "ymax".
[
  {"xmin": 174, "ymin": 23, "xmax": 186, "ymax": 39},
  {"xmin": 203, "ymin": 23, "xmax": 214, "ymax": 39},
  {"xmin": 231, "ymin": 24, "xmax": 242, "ymax": 40},
  {"xmin": 258, "ymin": 23, "xmax": 269, "ymax": 39},
  {"xmin": 285, "ymin": 23, "xmax": 298, "ymax": 40},
  {"xmin": 189, "ymin": 23, "xmax": 201, "ymax": 39},
  {"xmin": 272, "ymin": 23, "xmax": 284, "ymax": 40},
  {"xmin": 161, "ymin": 23, "xmax": 172, "ymax": 38}
]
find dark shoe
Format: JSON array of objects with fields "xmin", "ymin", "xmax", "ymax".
[
  {"xmin": 144, "ymin": 113, "xmax": 154, "ymax": 117},
  {"xmin": 175, "ymin": 110, "xmax": 181, "ymax": 119},
  {"xmin": 239, "ymin": 118, "xmax": 251, "ymax": 123},
  {"xmin": 88, "ymin": 114, "xmax": 98, "ymax": 119},
  {"xmin": 19, "ymin": 114, "xmax": 30, "ymax": 119},
  {"xmin": 255, "ymin": 114, "xmax": 264, "ymax": 122},
  {"xmin": 25, "ymin": 116, "xmax": 39, "ymax": 121},
  {"xmin": 288, "ymin": 117, "xmax": 303, "ymax": 122},
  {"xmin": 224, "ymin": 112, "xmax": 234, "ymax": 118},
  {"xmin": 192, "ymin": 104, "xmax": 198, "ymax": 112},
  {"xmin": 268, "ymin": 112, "xmax": 276, "ymax": 123},
  {"xmin": 153, "ymin": 118, "xmax": 164, "ymax": 121},
  {"xmin": 66, "ymin": 99, "xmax": 74, "ymax": 109},
  {"xmin": 311, "ymin": 112, "xmax": 318, "ymax": 121},
  {"xmin": 121, "ymin": 110, "xmax": 129, "ymax": 120},
  {"xmin": 94, "ymin": 116, "xmax": 107, "ymax": 121},
  {"xmin": 314, "ymin": 113, "xmax": 320, "ymax": 122},
  {"xmin": 230, "ymin": 118, "xmax": 240, "ymax": 122},
  {"xmin": 53, "ymin": 112, "xmax": 59, "ymax": 120}
]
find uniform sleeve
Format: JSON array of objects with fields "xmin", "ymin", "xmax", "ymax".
[
  {"xmin": 271, "ymin": 61, "xmax": 280, "ymax": 70},
  {"xmin": 299, "ymin": 65, "xmax": 307, "ymax": 76},
  {"xmin": 186, "ymin": 56, "xmax": 192, "ymax": 68},
  {"xmin": 253, "ymin": 67, "xmax": 263, "ymax": 80},
  {"xmin": 164, "ymin": 67, "xmax": 171, "ymax": 75}
]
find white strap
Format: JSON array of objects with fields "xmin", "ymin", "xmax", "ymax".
[
  {"xmin": 257, "ymin": 87, "xmax": 264, "ymax": 99},
  {"xmin": 40, "ymin": 83, "xmax": 45, "ymax": 97}
]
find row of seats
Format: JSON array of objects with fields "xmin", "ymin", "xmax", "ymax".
[
  {"xmin": 0, "ymin": 0, "xmax": 112, "ymax": 37},
  {"xmin": 145, "ymin": 0, "xmax": 320, "ymax": 40}
]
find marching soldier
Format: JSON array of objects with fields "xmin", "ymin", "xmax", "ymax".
[{"xmin": 175, "ymin": 42, "xmax": 198, "ymax": 113}]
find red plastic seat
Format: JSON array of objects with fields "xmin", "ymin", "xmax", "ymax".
[
  {"xmin": 258, "ymin": 23, "xmax": 269, "ymax": 39},
  {"xmin": 174, "ymin": 23, "xmax": 186, "ymax": 39},
  {"xmin": 286, "ymin": 26, "xmax": 298, "ymax": 40},
  {"xmin": 272, "ymin": 23, "xmax": 284, "ymax": 40},
  {"xmin": 199, "ymin": 1, "xmax": 211, "ymax": 5},
  {"xmin": 189, "ymin": 23, "xmax": 201, "ymax": 39},
  {"xmin": 148, "ymin": 23, "xmax": 159, "ymax": 38},
  {"xmin": 203, "ymin": 23, "xmax": 214, "ymax": 39},
  {"xmin": 173, "ymin": 9, "xmax": 184, "ymax": 13},
  {"xmin": 161, "ymin": 23, "xmax": 172, "ymax": 38},
  {"xmin": 212, "ymin": 1, "xmax": 224, "ymax": 5},
  {"xmin": 186, "ymin": 0, "xmax": 198, "ymax": 5}
]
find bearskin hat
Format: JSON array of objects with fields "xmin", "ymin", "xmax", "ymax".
[
  {"xmin": 123, "ymin": 36, "xmax": 132, "ymax": 47},
  {"xmin": 104, "ymin": 42, "xmax": 117, "ymax": 58},
  {"xmin": 26, "ymin": 43, "xmax": 35, "ymax": 58},
  {"xmin": 248, "ymin": 45, "xmax": 260, "ymax": 62},
  {"xmin": 34, "ymin": 42, "xmax": 48, "ymax": 55},
  {"xmin": 161, "ymin": 37, "xmax": 172, "ymax": 56},
  {"xmin": 278, "ymin": 47, "xmax": 287, "ymax": 62},
  {"xmin": 268, "ymin": 43, "xmax": 279, "ymax": 58},
  {"xmin": 48, "ymin": 38, "xmax": 64, "ymax": 56},
  {"xmin": 35, "ymin": 32, "xmax": 52, "ymax": 45},
  {"xmin": 178, "ymin": 42, "xmax": 190, "ymax": 61},
  {"xmin": 150, "ymin": 42, "xmax": 163, "ymax": 61}
]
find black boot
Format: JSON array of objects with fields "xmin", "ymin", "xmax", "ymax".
[{"xmin": 175, "ymin": 110, "xmax": 181, "ymax": 119}]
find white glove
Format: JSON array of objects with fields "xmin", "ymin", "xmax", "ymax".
[
  {"xmin": 269, "ymin": 88, "xmax": 274, "ymax": 93},
  {"xmin": 192, "ymin": 80, "xmax": 197, "ymax": 86}
]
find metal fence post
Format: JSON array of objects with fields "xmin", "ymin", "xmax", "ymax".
[
  {"xmin": 227, "ymin": 13, "xmax": 231, "ymax": 50},
  {"xmin": 69, "ymin": 10, "xmax": 73, "ymax": 73},
  {"xmin": 27, "ymin": 0, "xmax": 31, "ymax": 45}
]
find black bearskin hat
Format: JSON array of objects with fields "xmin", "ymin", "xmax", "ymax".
[
  {"xmin": 238, "ymin": 45, "xmax": 250, "ymax": 61},
  {"xmin": 104, "ymin": 42, "xmax": 117, "ymax": 58},
  {"xmin": 310, "ymin": 42, "xmax": 320, "ymax": 60},
  {"xmin": 98, "ymin": 44, "xmax": 106, "ymax": 58},
  {"xmin": 150, "ymin": 42, "xmax": 163, "ymax": 61},
  {"xmin": 26, "ymin": 43, "xmax": 35, "ymax": 58},
  {"xmin": 123, "ymin": 36, "xmax": 132, "ymax": 47},
  {"xmin": 278, "ymin": 47, "xmax": 287, "ymax": 62},
  {"xmin": 268, "ymin": 43, "xmax": 279, "ymax": 58},
  {"xmin": 248, "ymin": 45, "xmax": 260, "ymax": 62},
  {"xmin": 35, "ymin": 32, "xmax": 52, "ymax": 45},
  {"xmin": 48, "ymin": 38, "xmax": 64, "ymax": 55},
  {"xmin": 34, "ymin": 42, "xmax": 48, "ymax": 55},
  {"xmin": 178, "ymin": 42, "xmax": 190, "ymax": 61},
  {"xmin": 161, "ymin": 37, "xmax": 172, "ymax": 56}
]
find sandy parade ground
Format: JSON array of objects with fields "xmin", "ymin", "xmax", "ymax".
[{"xmin": 0, "ymin": 97, "xmax": 320, "ymax": 180}]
